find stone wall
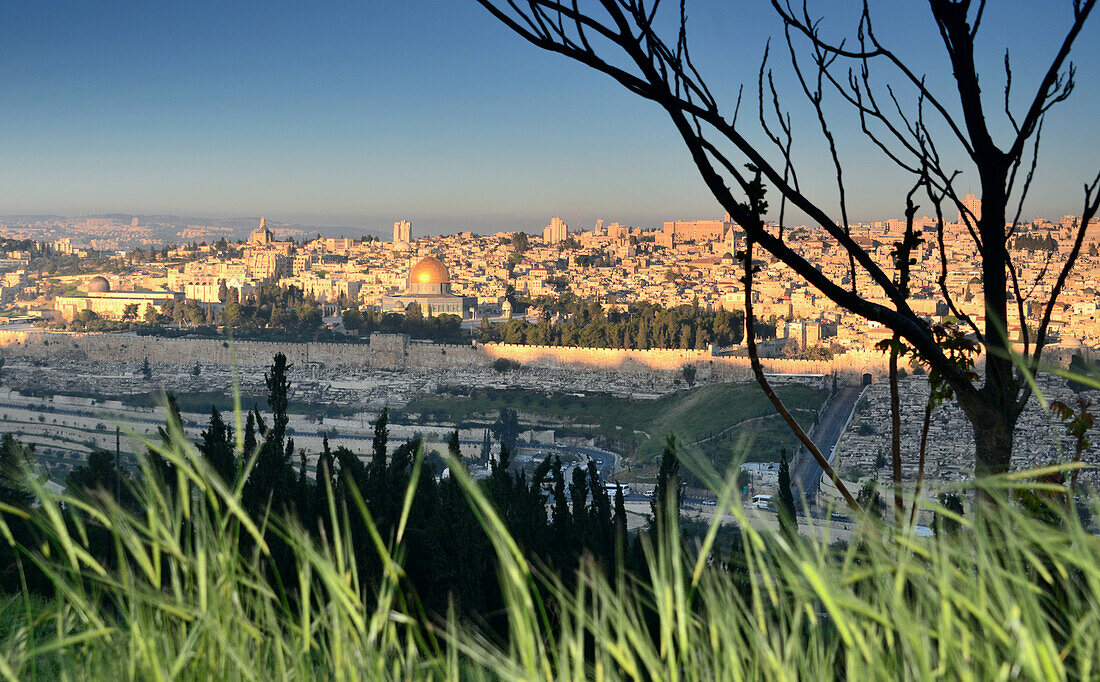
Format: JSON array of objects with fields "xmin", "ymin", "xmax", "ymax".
[
  {"xmin": 0, "ymin": 329, "xmax": 895, "ymax": 382},
  {"xmin": 481, "ymin": 342, "xmax": 892, "ymax": 383}
]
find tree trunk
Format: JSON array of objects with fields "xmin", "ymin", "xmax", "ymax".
[
  {"xmin": 972, "ymin": 410, "xmax": 1013, "ymax": 478},
  {"xmin": 959, "ymin": 393, "xmax": 1015, "ymax": 481}
]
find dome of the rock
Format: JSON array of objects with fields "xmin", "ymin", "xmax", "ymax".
[{"xmin": 408, "ymin": 256, "xmax": 450, "ymax": 286}]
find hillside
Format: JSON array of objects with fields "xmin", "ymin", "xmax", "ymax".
[{"xmin": 401, "ymin": 382, "xmax": 826, "ymax": 469}]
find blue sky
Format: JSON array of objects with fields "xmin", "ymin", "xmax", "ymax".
[{"xmin": 0, "ymin": 1, "xmax": 1096, "ymax": 235}]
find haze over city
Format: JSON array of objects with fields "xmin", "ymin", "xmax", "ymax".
[{"xmin": 1, "ymin": 1, "xmax": 1097, "ymax": 233}]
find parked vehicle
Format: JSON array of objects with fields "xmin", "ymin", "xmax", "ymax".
[{"xmin": 751, "ymin": 494, "xmax": 775, "ymax": 511}]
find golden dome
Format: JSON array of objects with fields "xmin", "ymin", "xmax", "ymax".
[{"xmin": 409, "ymin": 256, "xmax": 450, "ymax": 285}]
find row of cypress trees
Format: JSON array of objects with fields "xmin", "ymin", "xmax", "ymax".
[{"xmin": 48, "ymin": 353, "xmax": 692, "ymax": 627}]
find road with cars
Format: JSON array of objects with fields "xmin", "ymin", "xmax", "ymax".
[{"xmin": 789, "ymin": 386, "xmax": 863, "ymax": 506}]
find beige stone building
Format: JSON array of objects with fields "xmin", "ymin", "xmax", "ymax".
[{"xmin": 55, "ymin": 276, "xmax": 182, "ymax": 321}]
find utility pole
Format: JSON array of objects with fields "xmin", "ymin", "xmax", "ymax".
[{"xmin": 115, "ymin": 426, "xmax": 121, "ymax": 504}]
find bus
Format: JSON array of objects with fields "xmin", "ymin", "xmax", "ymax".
[
  {"xmin": 750, "ymin": 494, "xmax": 775, "ymax": 510},
  {"xmin": 604, "ymin": 482, "xmax": 631, "ymax": 496}
]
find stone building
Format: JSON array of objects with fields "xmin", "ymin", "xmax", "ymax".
[
  {"xmin": 380, "ymin": 256, "xmax": 477, "ymax": 318},
  {"xmin": 55, "ymin": 276, "xmax": 182, "ymax": 321}
]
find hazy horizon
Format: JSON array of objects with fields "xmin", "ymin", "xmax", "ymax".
[{"xmin": 0, "ymin": 2, "xmax": 1096, "ymax": 232}]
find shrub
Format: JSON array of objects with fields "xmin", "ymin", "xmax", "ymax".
[{"xmin": 491, "ymin": 357, "xmax": 521, "ymax": 373}]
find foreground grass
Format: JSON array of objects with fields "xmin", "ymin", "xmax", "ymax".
[{"xmin": 0, "ymin": 418, "xmax": 1095, "ymax": 681}]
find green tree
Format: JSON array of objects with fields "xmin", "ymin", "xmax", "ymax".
[
  {"xmin": 372, "ymin": 407, "xmax": 389, "ymax": 474},
  {"xmin": 480, "ymin": 429, "xmax": 491, "ymax": 464},
  {"xmin": 510, "ymin": 231, "xmax": 529, "ymax": 252},
  {"xmin": 244, "ymin": 353, "xmax": 296, "ymax": 515},
  {"xmin": 0, "ymin": 434, "xmax": 35, "ymax": 509},
  {"xmin": 65, "ymin": 450, "xmax": 134, "ymax": 508},
  {"xmin": 857, "ymin": 481, "xmax": 886, "ymax": 520},
  {"xmin": 613, "ymin": 483, "xmax": 627, "ymax": 551},
  {"xmin": 199, "ymin": 406, "xmax": 236, "ymax": 485},
  {"xmin": 550, "ymin": 456, "xmax": 571, "ymax": 567},
  {"xmin": 934, "ymin": 491, "xmax": 965, "ymax": 536},
  {"xmin": 342, "ymin": 308, "xmax": 364, "ymax": 333},
  {"xmin": 681, "ymin": 364, "xmax": 697, "ymax": 388},
  {"xmin": 586, "ymin": 461, "xmax": 613, "ymax": 561},
  {"xmin": 651, "ymin": 436, "xmax": 681, "ymax": 531},
  {"xmin": 491, "ymin": 408, "xmax": 520, "ymax": 453},
  {"xmin": 448, "ymin": 429, "xmax": 461, "ymax": 461},
  {"xmin": 777, "ymin": 449, "xmax": 797, "ymax": 536},
  {"xmin": 242, "ymin": 410, "xmax": 257, "ymax": 461}
]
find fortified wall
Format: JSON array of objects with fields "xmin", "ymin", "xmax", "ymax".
[{"xmin": 0, "ymin": 329, "xmax": 894, "ymax": 383}]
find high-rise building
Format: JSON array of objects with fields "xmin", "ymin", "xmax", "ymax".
[
  {"xmin": 958, "ymin": 193, "xmax": 981, "ymax": 226},
  {"xmin": 543, "ymin": 216, "xmax": 568, "ymax": 244},
  {"xmin": 393, "ymin": 220, "xmax": 412, "ymax": 243}
]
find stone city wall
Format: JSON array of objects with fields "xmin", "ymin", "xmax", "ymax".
[
  {"xmin": 480, "ymin": 342, "xmax": 893, "ymax": 383},
  {"xmin": 0, "ymin": 329, "xmax": 895, "ymax": 381}
]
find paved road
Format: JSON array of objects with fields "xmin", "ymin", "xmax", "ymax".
[
  {"xmin": 790, "ymin": 386, "xmax": 862, "ymax": 505},
  {"xmin": 514, "ymin": 442, "xmax": 620, "ymax": 482}
]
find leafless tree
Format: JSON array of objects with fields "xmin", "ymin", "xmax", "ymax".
[{"xmin": 476, "ymin": 0, "xmax": 1100, "ymax": 508}]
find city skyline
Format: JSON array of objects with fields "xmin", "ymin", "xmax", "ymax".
[{"xmin": 0, "ymin": 2, "xmax": 1096, "ymax": 234}]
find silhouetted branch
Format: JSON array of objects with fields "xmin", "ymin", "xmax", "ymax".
[
  {"xmin": 1025, "ymin": 170, "xmax": 1100, "ymax": 411},
  {"xmin": 741, "ymin": 235, "xmax": 859, "ymax": 511}
]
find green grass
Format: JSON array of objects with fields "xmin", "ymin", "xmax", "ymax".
[
  {"xmin": 0, "ymin": 425, "xmax": 1098, "ymax": 680},
  {"xmin": 404, "ymin": 382, "xmax": 825, "ymax": 464}
]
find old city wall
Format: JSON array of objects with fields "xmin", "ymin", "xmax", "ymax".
[
  {"xmin": 0, "ymin": 330, "xmax": 893, "ymax": 381},
  {"xmin": 480, "ymin": 343, "xmax": 890, "ymax": 382},
  {"xmin": 0, "ymin": 330, "xmax": 381, "ymax": 370}
]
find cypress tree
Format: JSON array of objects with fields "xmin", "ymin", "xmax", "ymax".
[
  {"xmin": 587, "ymin": 461, "xmax": 612, "ymax": 561},
  {"xmin": 569, "ymin": 465, "xmax": 589, "ymax": 547},
  {"xmin": 372, "ymin": 407, "xmax": 389, "ymax": 474},
  {"xmin": 550, "ymin": 456, "xmax": 571, "ymax": 566},
  {"xmin": 266, "ymin": 353, "xmax": 290, "ymax": 447},
  {"xmin": 480, "ymin": 429, "xmax": 491, "ymax": 463},
  {"xmin": 252, "ymin": 406, "xmax": 267, "ymax": 439},
  {"xmin": 245, "ymin": 354, "xmax": 296, "ymax": 515},
  {"xmin": 312, "ymin": 435, "xmax": 334, "ymax": 527},
  {"xmin": 200, "ymin": 406, "xmax": 236, "ymax": 484},
  {"xmin": 448, "ymin": 429, "xmax": 461, "ymax": 460},
  {"xmin": 613, "ymin": 483, "xmax": 627, "ymax": 551},
  {"xmin": 651, "ymin": 436, "xmax": 681, "ymax": 531},
  {"xmin": 777, "ymin": 448, "xmax": 797, "ymax": 536},
  {"xmin": 243, "ymin": 411, "xmax": 257, "ymax": 458}
]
